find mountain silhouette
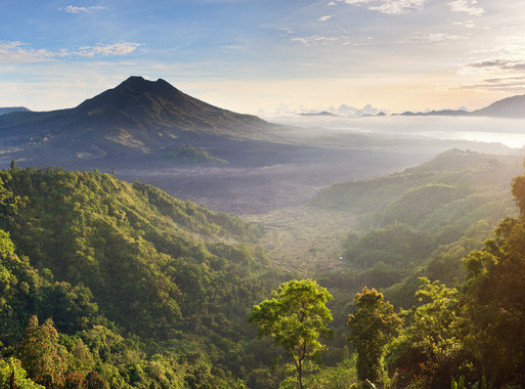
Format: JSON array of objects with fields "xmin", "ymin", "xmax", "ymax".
[{"xmin": 0, "ymin": 77, "xmax": 271, "ymax": 166}]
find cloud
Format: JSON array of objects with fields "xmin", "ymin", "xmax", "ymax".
[
  {"xmin": 291, "ymin": 34, "xmax": 372, "ymax": 47},
  {"xmin": 62, "ymin": 5, "xmax": 108, "ymax": 14},
  {"xmin": 331, "ymin": 0, "xmax": 427, "ymax": 15},
  {"xmin": 459, "ymin": 78, "xmax": 525, "ymax": 93},
  {"xmin": 468, "ymin": 59, "xmax": 525, "ymax": 71},
  {"xmin": 417, "ymin": 32, "xmax": 465, "ymax": 43},
  {"xmin": 0, "ymin": 41, "xmax": 55, "ymax": 63},
  {"xmin": 318, "ymin": 15, "xmax": 333, "ymax": 22},
  {"xmin": 447, "ymin": 0, "xmax": 485, "ymax": 16},
  {"xmin": 0, "ymin": 41, "xmax": 141, "ymax": 63},
  {"xmin": 369, "ymin": 0, "xmax": 426, "ymax": 15},
  {"xmin": 396, "ymin": 32, "xmax": 465, "ymax": 44},
  {"xmin": 76, "ymin": 43, "xmax": 142, "ymax": 56}
]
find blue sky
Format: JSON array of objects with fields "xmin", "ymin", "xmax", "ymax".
[{"xmin": 1, "ymin": 0, "xmax": 525, "ymax": 115}]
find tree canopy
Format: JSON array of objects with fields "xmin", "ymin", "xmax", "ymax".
[{"xmin": 250, "ymin": 279, "xmax": 333, "ymax": 389}]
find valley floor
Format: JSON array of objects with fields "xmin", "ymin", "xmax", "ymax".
[{"xmin": 246, "ymin": 206, "xmax": 357, "ymax": 274}]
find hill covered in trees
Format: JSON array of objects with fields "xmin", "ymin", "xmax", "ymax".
[{"xmin": 0, "ymin": 167, "xmax": 289, "ymax": 388}]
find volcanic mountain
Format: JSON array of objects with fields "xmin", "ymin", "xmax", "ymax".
[{"xmin": 0, "ymin": 76, "xmax": 271, "ymax": 167}]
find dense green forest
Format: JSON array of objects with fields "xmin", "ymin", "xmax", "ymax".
[
  {"xmin": 1, "ymin": 151, "xmax": 525, "ymax": 388},
  {"xmin": 0, "ymin": 167, "xmax": 291, "ymax": 388}
]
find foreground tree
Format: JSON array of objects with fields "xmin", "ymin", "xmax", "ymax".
[
  {"xmin": 249, "ymin": 279, "xmax": 333, "ymax": 389},
  {"xmin": 348, "ymin": 287, "xmax": 401, "ymax": 388}
]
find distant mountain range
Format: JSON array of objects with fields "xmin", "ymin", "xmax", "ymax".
[{"xmin": 398, "ymin": 94, "xmax": 525, "ymax": 118}]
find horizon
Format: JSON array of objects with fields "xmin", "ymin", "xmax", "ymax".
[{"xmin": 1, "ymin": 1, "xmax": 524, "ymax": 115}]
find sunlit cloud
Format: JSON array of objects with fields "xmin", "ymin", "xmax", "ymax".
[
  {"xmin": 331, "ymin": 0, "xmax": 428, "ymax": 15},
  {"xmin": 62, "ymin": 5, "xmax": 108, "ymax": 14},
  {"xmin": 0, "ymin": 41, "xmax": 141, "ymax": 63},
  {"xmin": 318, "ymin": 15, "xmax": 333, "ymax": 22},
  {"xmin": 447, "ymin": 0, "xmax": 485, "ymax": 16},
  {"xmin": 76, "ymin": 43, "xmax": 142, "ymax": 57}
]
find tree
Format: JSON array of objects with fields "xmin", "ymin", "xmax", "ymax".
[
  {"xmin": 249, "ymin": 279, "xmax": 333, "ymax": 389},
  {"xmin": 19, "ymin": 316, "xmax": 64, "ymax": 386},
  {"xmin": 0, "ymin": 358, "xmax": 44, "ymax": 389},
  {"xmin": 386, "ymin": 278, "xmax": 463, "ymax": 388},
  {"xmin": 347, "ymin": 287, "xmax": 401, "ymax": 388}
]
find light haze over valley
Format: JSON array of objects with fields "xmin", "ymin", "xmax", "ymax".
[{"xmin": 2, "ymin": 1, "xmax": 525, "ymax": 388}]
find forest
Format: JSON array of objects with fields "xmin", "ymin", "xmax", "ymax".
[{"xmin": 1, "ymin": 152, "xmax": 525, "ymax": 388}]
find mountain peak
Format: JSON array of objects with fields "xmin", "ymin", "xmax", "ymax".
[
  {"xmin": 118, "ymin": 76, "xmax": 170, "ymax": 89},
  {"xmin": 75, "ymin": 76, "xmax": 186, "ymax": 114}
]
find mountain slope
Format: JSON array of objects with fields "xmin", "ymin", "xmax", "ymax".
[
  {"xmin": 0, "ymin": 167, "xmax": 288, "ymax": 387},
  {"xmin": 312, "ymin": 150, "xmax": 520, "ymax": 271},
  {"xmin": 473, "ymin": 93, "xmax": 525, "ymax": 118},
  {"xmin": 0, "ymin": 77, "xmax": 272, "ymax": 166}
]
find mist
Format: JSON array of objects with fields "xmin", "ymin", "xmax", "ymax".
[
  {"xmin": 118, "ymin": 115, "xmax": 524, "ymax": 216},
  {"xmin": 270, "ymin": 114, "xmax": 525, "ymax": 149}
]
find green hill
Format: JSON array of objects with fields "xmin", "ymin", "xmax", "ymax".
[
  {"xmin": 0, "ymin": 167, "xmax": 287, "ymax": 388},
  {"xmin": 312, "ymin": 149, "xmax": 520, "ymax": 230}
]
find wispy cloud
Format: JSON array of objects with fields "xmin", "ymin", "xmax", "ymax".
[
  {"xmin": 62, "ymin": 5, "xmax": 108, "ymax": 14},
  {"xmin": 396, "ymin": 32, "xmax": 466, "ymax": 45},
  {"xmin": 318, "ymin": 15, "xmax": 333, "ymax": 22},
  {"xmin": 0, "ymin": 41, "xmax": 141, "ymax": 63},
  {"xmin": 76, "ymin": 43, "xmax": 142, "ymax": 57},
  {"xmin": 290, "ymin": 34, "xmax": 373, "ymax": 47},
  {"xmin": 468, "ymin": 59, "xmax": 525, "ymax": 71},
  {"xmin": 447, "ymin": 0, "xmax": 485, "ymax": 16},
  {"xmin": 331, "ymin": 0, "xmax": 428, "ymax": 15},
  {"xmin": 0, "ymin": 41, "xmax": 55, "ymax": 63}
]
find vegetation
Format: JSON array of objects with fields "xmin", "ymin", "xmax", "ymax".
[
  {"xmin": 0, "ymin": 167, "xmax": 287, "ymax": 388},
  {"xmin": 250, "ymin": 279, "xmax": 333, "ymax": 389},
  {"xmin": 3, "ymin": 149, "xmax": 525, "ymax": 388},
  {"xmin": 348, "ymin": 287, "xmax": 402, "ymax": 388}
]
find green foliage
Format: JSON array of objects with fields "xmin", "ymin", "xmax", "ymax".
[
  {"xmin": 250, "ymin": 279, "xmax": 333, "ymax": 389},
  {"xmin": 348, "ymin": 287, "xmax": 401, "ymax": 387},
  {"xmin": 387, "ymin": 278, "xmax": 464, "ymax": 388},
  {"xmin": 0, "ymin": 167, "xmax": 286, "ymax": 387},
  {"xmin": 19, "ymin": 316, "xmax": 64, "ymax": 386},
  {"xmin": 344, "ymin": 224, "xmax": 434, "ymax": 268},
  {"xmin": 0, "ymin": 357, "xmax": 44, "ymax": 389}
]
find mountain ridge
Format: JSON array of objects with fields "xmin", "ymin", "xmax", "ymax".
[{"xmin": 396, "ymin": 93, "xmax": 525, "ymax": 118}]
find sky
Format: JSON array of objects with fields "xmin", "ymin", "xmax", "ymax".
[{"xmin": 1, "ymin": 0, "xmax": 525, "ymax": 115}]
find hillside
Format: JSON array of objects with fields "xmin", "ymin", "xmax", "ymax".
[
  {"xmin": 473, "ymin": 93, "xmax": 525, "ymax": 118},
  {"xmin": 0, "ymin": 167, "xmax": 288, "ymax": 388},
  {"xmin": 312, "ymin": 149, "xmax": 520, "ymax": 221}
]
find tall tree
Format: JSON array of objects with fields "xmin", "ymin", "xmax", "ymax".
[
  {"xmin": 249, "ymin": 279, "xmax": 333, "ymax": 389},
  {"xmin": 348, "ymin": 287, "xmax": 401, "ymax": 388},
  {"xmin": 19, "ymin": 316, "xmax": 63, "ymax": 386}
]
